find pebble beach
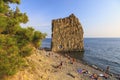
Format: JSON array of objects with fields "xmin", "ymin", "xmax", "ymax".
[{"xmin": 7, "ymin": 49, "xmax": 119, "ymax": 80}]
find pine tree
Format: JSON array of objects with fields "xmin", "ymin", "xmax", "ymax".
[{"xmin": 0, "ymin": 0, "xmax": 46, "ymax": 78}]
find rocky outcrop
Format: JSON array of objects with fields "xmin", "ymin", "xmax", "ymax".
[{"xmin": 51, "ymin": 14, "xmax": 84, "ymax": 52}]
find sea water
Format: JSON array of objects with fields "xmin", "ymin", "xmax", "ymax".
[{"xmin": 41, "ymin": 38, "xmax": 120, "ymax": 74}]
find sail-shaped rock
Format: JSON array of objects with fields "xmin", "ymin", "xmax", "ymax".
[{"xmin": 51, "ymin": 14, "xmax": 84, "ymax": 52}]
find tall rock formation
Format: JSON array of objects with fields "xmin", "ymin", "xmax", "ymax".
[{"xmin": 51, "ymin": 14, "xmax": 84, "ymax": 52}]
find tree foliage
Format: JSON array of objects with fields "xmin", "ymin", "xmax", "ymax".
[{"xmin": 0, "ymin": 0, "xmax": 46, "ymax": 78}]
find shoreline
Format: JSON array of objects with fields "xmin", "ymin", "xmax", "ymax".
[
  {"xmin": 39, "ymin": 48, "xmax": 119, "ymax": 80},
  {"xmin": 8, "ymin": 48, "xmax": 119, "ymax": 80},
  {"xmin": 41, "ymin": 48, "xmax": 119, "ymax": 76}
]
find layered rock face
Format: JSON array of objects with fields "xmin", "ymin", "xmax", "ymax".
[{"xmin": 51, "ymin": 14, "xmax": 84, "ymax": 52}]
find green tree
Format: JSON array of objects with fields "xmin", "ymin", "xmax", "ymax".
[{"xmin": 0, "ymin": 0, "xmax": 46, "ymax": 78}]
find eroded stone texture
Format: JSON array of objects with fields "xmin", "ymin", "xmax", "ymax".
[{"xmin": 51, "ymin": 14, "xmax": 84, "ymax": 52}]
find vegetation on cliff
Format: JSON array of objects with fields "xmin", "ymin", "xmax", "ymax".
[{"xmin": 0, "ymin": 0, "xmax": 46, "ymax": 78}]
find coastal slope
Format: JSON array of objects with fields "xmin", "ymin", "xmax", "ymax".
[{"xmin": 6, "ymin": 49, "xmax": 117, "ymax": 80}]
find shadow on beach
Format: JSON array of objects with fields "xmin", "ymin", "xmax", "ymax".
[
  {"xmin": 57, "ymin": 51, "xmax": 84, "ymax": 61},
  {"xmin": 40, "ymin": 47, "xmax": 85, "ymax": 62}
]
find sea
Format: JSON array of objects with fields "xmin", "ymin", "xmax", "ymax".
[{"xmin": 41, "ymin": 38, "xmax": 120, "ymax": 75}]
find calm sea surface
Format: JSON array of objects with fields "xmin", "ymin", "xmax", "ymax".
[{"xmin": 41, "ymin": 38, "xmax": 120, "ymax": 74}]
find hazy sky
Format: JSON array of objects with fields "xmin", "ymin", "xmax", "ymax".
[{"xmin": 11, "ymin": 0, "xmax": 120, "ymax": 38}]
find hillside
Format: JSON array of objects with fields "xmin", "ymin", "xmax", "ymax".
[{"xmin": 3, "ymin": 49, "xmax": 117, "ymax": 80}]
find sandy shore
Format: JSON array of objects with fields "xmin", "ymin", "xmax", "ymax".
[{"xmin": 7, "ymin": 49, "xmax": 119, "ymax": 80}]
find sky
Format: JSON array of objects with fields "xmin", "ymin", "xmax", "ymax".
[{"xmin": 10, "ymin": 0, "xmax": 120, "ymax": 38}]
